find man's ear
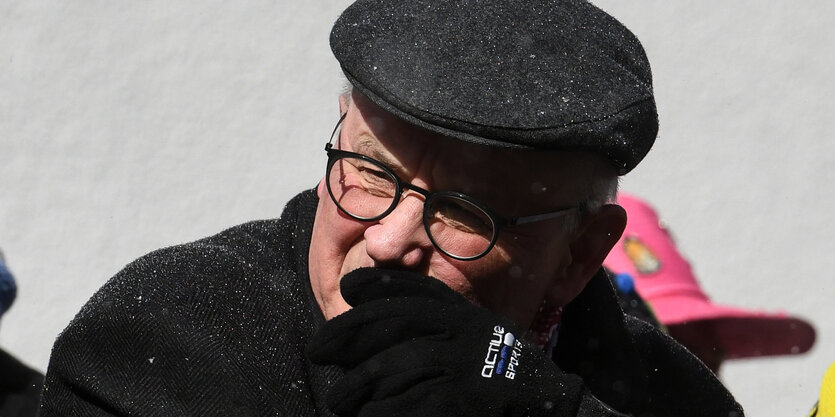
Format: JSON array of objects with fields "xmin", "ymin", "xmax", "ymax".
[
  {"xmin": 323, "ymin": 94, "xmax": 351, "ymax": 201},
  {"xmin": 549, "ymin": 204, "xmax": 626, "ymax": 305},
  {"xmin": 338, "ymin": 93, "xmax": 349, "ymax": 114}
]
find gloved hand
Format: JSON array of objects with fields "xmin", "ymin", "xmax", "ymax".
[{"xmin": 308, "ymin": 267, "xmax": 615, "ymax": 417}]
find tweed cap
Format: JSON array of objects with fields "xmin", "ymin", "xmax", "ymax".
[{"xmin": 330, "ymin": 0, "xmax": 658, "ymax": 174}]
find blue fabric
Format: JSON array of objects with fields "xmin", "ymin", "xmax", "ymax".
[
  {"xmin": 0, "ymin": 257, "xmax": 16, "ymax": 317},
  {"xmin": 614, "ymin": 273, "xmax": 635, "ymax": 293}
]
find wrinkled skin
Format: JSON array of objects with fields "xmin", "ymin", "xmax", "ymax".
[{"xmin": 308, "ymin": 91, "xmax": 626, "ymax": 330}]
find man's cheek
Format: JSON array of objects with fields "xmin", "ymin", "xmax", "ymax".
[{"xmin": 340, "ymin": 244, "xmax": 372, "ymax": 276}]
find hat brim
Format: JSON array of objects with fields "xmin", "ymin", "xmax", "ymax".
[{"xmin": 651, "ymin": 293, "xmax": 816, "ymax": 359}]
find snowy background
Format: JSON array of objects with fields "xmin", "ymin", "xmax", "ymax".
[{"xmin": 1, "ymin": 1, "xmax": 832, "ymax": 416}]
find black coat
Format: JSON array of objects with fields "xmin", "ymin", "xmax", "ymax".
[
  {"xmin": 39, "ymin": 190, "xmax": 742, "ymax": 416},
  {"xmin": 1, "ymin": 348, "xmax": 44, "ymax": 417}
]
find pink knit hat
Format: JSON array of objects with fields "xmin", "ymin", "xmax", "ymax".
[{"xmin": 604, "ymin": 193, "xmax": 816, "ymax": 360}]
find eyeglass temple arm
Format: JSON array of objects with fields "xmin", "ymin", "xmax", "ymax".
[
  {"xmin": 508, "ymin": 207, "xmax": 576, "ymax": 226},
  {"xmin": 326, "ymin": 113, "xmax": 349, "ymax": 150}
]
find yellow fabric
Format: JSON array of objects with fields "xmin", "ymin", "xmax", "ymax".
[{"xmin": 810, "ymin": 361, "xmax": 835, "ymax": 417}]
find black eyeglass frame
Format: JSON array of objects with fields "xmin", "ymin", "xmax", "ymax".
[{"xmin": 324, "ymin": 113, "xmax": 578, "ymax": 261}]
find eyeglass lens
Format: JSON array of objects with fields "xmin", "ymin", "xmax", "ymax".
[{"xmin": 327, "ymin": 154, "xmax": 496, "ymax": 259}]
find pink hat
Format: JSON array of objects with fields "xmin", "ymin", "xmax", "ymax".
[{"xmin": 604, "ymin": 193, "xmax": 816, "ymax": 360}]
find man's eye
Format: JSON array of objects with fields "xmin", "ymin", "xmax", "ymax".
[
  {"xmin": 434, "ymin": 200, "xmax": 492, "ymax": 234},
  {"xmin": 352, "ymin": 167, "xmax": 394, "ymax": 196},
  {"xmin": 359, "ymin": 167, "xmax": 390, "ymax": 181}
]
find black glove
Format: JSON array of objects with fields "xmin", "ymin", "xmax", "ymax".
[{"xmin": 308, "ymin": 268, "xmax": 620, "ymax": 417}]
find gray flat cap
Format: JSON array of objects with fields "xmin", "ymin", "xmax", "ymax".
[{"xmin": 331, "ymin": 0, "xmax": 658, "ymax": 174}]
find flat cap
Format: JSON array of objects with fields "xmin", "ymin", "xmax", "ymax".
[{"xmin": 330, "ymin": 0, "xmax": 658, "ymax": 174}]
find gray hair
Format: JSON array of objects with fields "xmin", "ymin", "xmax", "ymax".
[
  {"xmin": 562, "ymin": 173, "xmax": 619, "ymax": 233},
  {"xmin": 340, "ymin": 81, "xmax": 353, "ymax": 104}
]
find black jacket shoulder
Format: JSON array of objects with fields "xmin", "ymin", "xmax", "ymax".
[{"xmin": 39, "ymin": 189, "xmax": 335, "ymax": 416}]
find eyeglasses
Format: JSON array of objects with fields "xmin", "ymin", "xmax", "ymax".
[{"xmin": 324, "ymin": 113, "xmax": 578, "ymax": 260}]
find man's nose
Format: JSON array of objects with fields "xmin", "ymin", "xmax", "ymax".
[{"xmin": 363, "ymin": 193, "xmax": 432, "ymax": 268}]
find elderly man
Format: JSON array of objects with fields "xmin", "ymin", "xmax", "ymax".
[{"xmin": 40, "ymin": 0, "xmax": 742, "ymax": 416}]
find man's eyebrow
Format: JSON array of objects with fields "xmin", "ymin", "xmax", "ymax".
[{"xmin": 354, "ymin": 137, "xmax": 402, "ymax": 173}]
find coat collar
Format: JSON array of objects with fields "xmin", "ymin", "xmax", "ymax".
[{"xmin": 555, "ymin": 268, "xmax": 650, "ymax": 412}]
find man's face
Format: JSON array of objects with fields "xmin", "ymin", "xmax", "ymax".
[{"xmin": 308, "ymin": 92, "xmax": 609, "ymax": 330}]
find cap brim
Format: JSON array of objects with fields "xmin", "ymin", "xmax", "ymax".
[{"xmin": 651, "ymin": 294, "xmax": 816, "ymax": 359}]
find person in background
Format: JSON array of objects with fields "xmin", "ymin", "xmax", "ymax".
[
  {"xmin": 0, "ymin": 249, "xmax": 44, "ymax": 417},
  {"xmin": 607, "ymin": 270, "xmax": 662, "ymax": 330},
  {"xmin": 604, "ymin": 193, "xmax": 816, "ymax": 373}
]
